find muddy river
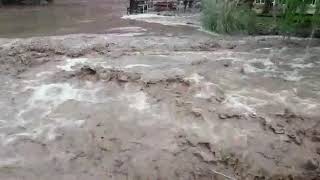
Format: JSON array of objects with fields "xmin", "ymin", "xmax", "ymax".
[
  {"xmin": 0, "ymin": 0, "xmax": 197, "ymax": 38},
  {"xmin": 0, "ymin": 1, "xmax": 320, "ymax": 180},
  {"xmin": 0, "ymin": 0, "xmax": 127, "ymax": 37}
]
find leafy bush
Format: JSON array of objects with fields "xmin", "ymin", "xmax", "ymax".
[
  {"xmin": 277, "ymin": 0, "xmax": 320, "ymax": 37},
  {"xmin": 202, "ymin": 0, "xmax": 319, "ymax": 37},
  {"xmin": 312, "ymin": 1, "xmax": 320, "ymax": 28},
  {"xmin": 278, "ymin": 0, "xmax": 308, "ymax": 34}
]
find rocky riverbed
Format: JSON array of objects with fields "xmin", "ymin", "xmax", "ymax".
[{"xmin": 0, "ymin": 25, "xmax": 320, "ymax": 180}]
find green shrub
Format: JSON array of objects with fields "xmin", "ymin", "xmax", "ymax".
[
  {"xmin": 201, "ymin": 0, "xmax": 320, "ymax": 37},
  {"xmin": 278, "ymin": 0, "xmax": 308, "ymax": 34},
  {"xmin": 276, "ymin": 0, "xmax": 320, "ymax": 36},
  {"xmin": 312, "ymin": 1, "xmax": 320, "ymax": 28}
]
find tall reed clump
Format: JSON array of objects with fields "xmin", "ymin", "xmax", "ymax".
[{"xmin": 201, "ymin": 0, "xmax": 256, "ymax": 34}]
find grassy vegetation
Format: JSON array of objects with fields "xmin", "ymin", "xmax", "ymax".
[
  {"xmin": 201, "ymin": 0, "xmax": 256, "ymax": 34},
  {"xmin": 255, "ymin": 15, "xmax": 320, "ymax": 37},
  {"xmin": 201, "ymin": 0, "xmax": 320, "ymax": 37}
]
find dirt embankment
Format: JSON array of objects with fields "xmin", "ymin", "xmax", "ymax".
[{"xmin": 0, "ymin": 33, "xmax": 320, "ymax": 180}]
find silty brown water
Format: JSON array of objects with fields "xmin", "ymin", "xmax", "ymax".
[{"xmin": 0, "ymin": 0, "xmax": 198, "ymax": 38}]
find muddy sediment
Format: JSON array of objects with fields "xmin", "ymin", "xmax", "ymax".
[{"xmin": 0, "ymin": 32, "xmax": 320, "ymax": 180}]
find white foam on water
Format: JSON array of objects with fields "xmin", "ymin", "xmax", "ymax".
[
  {"xmin": 281, "ymin": 70, "xmax": 303, "ymax": 81},
  {"xmin": 122, "ymin": 13, "xmax": 166, "ymax": 19},
  {"xmin": 245, "ymin": 35, "xmax": 308, "ymax": 41},
  {"xmin": 122, "ymin": 14, "xmax": 199, "ymax": 27},
  {"xmin": 46, "ymin": 119, "xmax": 86, "ymax": 141},
  {"xmin": 0, "ymin": 39, "xmax": 20, "ymax": 48},
  {"xmin": 28, "ymin": 83, "xmax": 82, "ymax": 107},
  {"xmin": 253, "ymin": 47, "xmax": 272, "ymax": 52},
  {"xmin": 3, "ymin": 132, "xmax": 38, "ymax": 145},
  {"xmin": 96, "ymin": 63, "xmax": 112, "ymax": 69},
  {"xmin": 290, "ymin": 63, "xmax": 314, "ymax": 69},
  {"xmin": 107, "ymin": 32, "xmax": 145, "ymax": 37},
  {"xmin": 198, "ymin": 27, "xmax": 220, "ymax": 36},
  {"xmin": 7, "ymin": 83, "xmax": 109, "ymax": 143},
  {"xmin": 106, "ymin": 26, "xmax": 147, "ymax": 37},
  {"xmin": 195, "ymin": 82, "xmax": 214, "ymax": 99},
  {"xmin": 292, "ymin": 57, "xmax": 305, "ymax": 63},
  {"xmin": 0, "ymin": 120, "xmax": 7, "ymax": 125},
  {"xmin": 123, "ymin": 92, "xmax": 150, "ymax": 111},
  {"xmin": 57, "ymin": 57, "xmax": 88, "ymax": 71},
  {"xmin": 214, "ymin": 123, "xmax": 249, "ymax": 149},
  {"xmin": 242, "ymin": 58, "xmax": 306, "ymax": 82},
  {"xmin": 57, "ymin": 57, "xmax": 114, "ymax": 71},
  {"xmin": 46, "ymin": 126, "xmax": 58, "ymax": 141},
  {"xmin": 195, "ymin": 82, "xmax": 223, "ymax": 99},
  {"xmin": 185, "ymin": 120, "xmax": 250, "ymax": 150},
  {"xmin": 36, "ymin": 71, "xmax": 54, "ymax": 78},
  {"xmin": 107, "ymin": 26, "xmax": 147, "ymax": 32},
  {"xmin": 16, "ymin": 83, "xmax": 81, "ymax": 124},
  {"xmin": 250, "ymin": 58, "xmax": 274, "ymax": 66},
  {"xmin": 3, "ymin": 118, "xmax": 87, "ymax": 144},
  {"xmin": 185, "ymin": 73, "xmax": 204, "ymax": 84},
  {"xmin": 0, "ymin": 157, "xmax": 21, "ymax": 167},
  {"xmin": 16, "ymin": 83, "xmax": 90, "ymax": 122},
  {"xmin": 223, "ymin": 94, "xmax": 257, "ymax": 114},
  {"xmin": 242, "ymin": 64, "xmax": 262, "ymax": 74},
  {"xmin": 228, "ymin": 88, "xmax": 320, "ymax": 116},
  {"xmin": 124, "ymin": 64, "xmax": 151, "ymax": 69},
  {"xmin": 130, "ymin": 92, "xmax": 149, "ymax": 111},
  {"xmin": 265, "ymin": 89, "xmax": 319, "ymax": 113},
  {"xmin": 242, "ymin": 58, "xmax": 308, "ymax": 82},
  {"xmin": 78, "ymin": 19, "xmax": 95, "ymax": 23}
]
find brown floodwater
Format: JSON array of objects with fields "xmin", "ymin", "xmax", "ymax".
[
  {"xmin": 0, "ymin": 0, "xmax": 198, "ymax": 38},
  {"xmin": 0, "ymin": 0, "xmax": 130, "ymax": 37}
]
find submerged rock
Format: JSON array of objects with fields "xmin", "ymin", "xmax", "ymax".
[{"xmin": 303, "ymin": 158, "xmax": 319, "ymax": 171}]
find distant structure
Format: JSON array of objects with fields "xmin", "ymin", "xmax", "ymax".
[
  {"xmin": 0, "ymin": 0, "xmax": 53, "ymax": 6},
  {"xmin": 128, "ymin": 0, "xmax": 150, "ymax": 14},
  {"xmin": 126, "ymin": 0, "xmax": 202, "ymax": 14}
]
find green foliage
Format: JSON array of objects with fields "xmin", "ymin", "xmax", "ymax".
[
  {"xmin": 201, "ymin": 0, "xmax": 256, "ymax": 34},
  {"xmin": 312, "ymin": 1, "xmax": 320, "ymax": 28},
  {"xmin": 277, "ymin": 0, "xmax": 320, "ymax": 36},
  {"xmin": 278, "ymin": 0, "xmax": 310, "ymax": 34},
  {"xmin": 202, "ymin": 0, "xmax": 320, "ymax": 37}
]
